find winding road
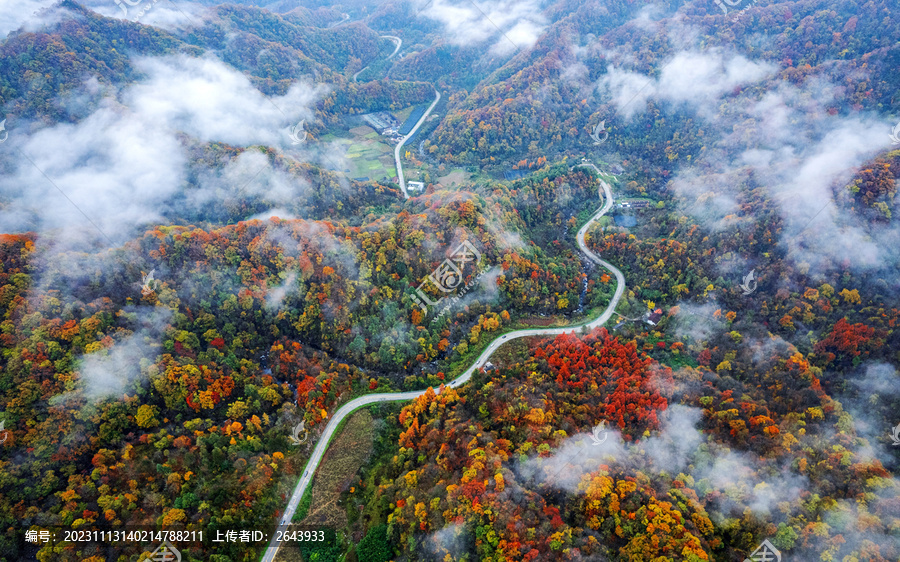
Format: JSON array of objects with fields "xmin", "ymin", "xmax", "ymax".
[
  {"xmin": 395, "ymin": 89, "xmax": 441, "ymax": 197},
  {"xmin": 326, "ymin": 12, "xmax": 349, "ymax": 28},
  {"xmin": 382, "ymin": 35, "xmax": 402, "ymax": 59},
  {"xmin": 352, "ymin": 36, "xmax": 402, "ymax": 82},
  {"xmin": 349, "ymin": 33, "xmax": 438, "ymax": 198},
  {"xmin": 260, "ymin": 161, "xmax": 623, "ymax": 562}
]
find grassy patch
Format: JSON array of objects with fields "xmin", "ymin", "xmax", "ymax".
[
  {"xmin": 436, "ymin": 168, "xmax": 472, "ymax": 187},
  {"xmin": 319, "ymin": 122, "xmax": 399, "ymax": 180},
  {"xmin": 297, "ymin": 409, "xmax": 376, "ymax": 528},
  {"xmin": 293, "ymin": 489, "xmax": 312, "ymax": 522},
  {"xmin": 393, "ymin": 105, "xmax": 416, "ymax": 123}
]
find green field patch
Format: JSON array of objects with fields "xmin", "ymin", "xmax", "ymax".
[{"xmin": 324, "ymin": 127, "xmax": 395, "ymax": 179}]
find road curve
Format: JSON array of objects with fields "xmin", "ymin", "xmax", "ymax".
[
  {"xmin": 260, "ymin": 163, "xmax": 623, "ymax": 562},
  {"xmin": 395, "ymin": 89, "xmax": 440, "ymax": 198},
  {"xmin": 327, "ymin": 12, "xmax": 349, "ymax": 28},
  {"xmin": 383, "ymin": 35, "xmax": 402, "ymax": 59},
  {"xmin": 352, "ymin": 36, "xmax": 402, "ymax": 82}
]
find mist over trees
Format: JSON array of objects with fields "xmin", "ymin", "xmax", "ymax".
[{"xmin": 1, "ymin": 0, "xmax": 900, "ymax": 560}]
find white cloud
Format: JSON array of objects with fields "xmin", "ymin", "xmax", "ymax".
[
  {"xmin": 600, "ymin": 48, "xmax": 777, "ymax": 119},
  {"xmin": 76, "ymin": 307, "xmax": 171, "ymax": 400},
  {"xmin": 518, "ymin": 428, "xmax": 627, "ymax": 492},
  {"xmin": 852, "ymin": 363, "xmax": 900, "ymax": 397},
  {"xmin": 0, "ymin": 97, "xmax": 187, "ymax": 243},
  {"xmin": 0, "ymin": 54, "xmax": 326, "ymax": 248},
  {"xmin": 519, "ymin": 404, "xmax": 703, "ymax": 492},
  {"xmin": 0, "ymin": 0, "xmax": 59, "ymax": 38},
  {"xmin": 639, "ymin": 404, "xmax": 704, "ymax": 470},
  {"xmin": 265, "ymin": 271, "xmax": 298, "ymax": 310},
  {"xmin": 521, "ymin": 403, "xmax": 809, "ymax": 524},
  {"xmin": 596, "ymin": 35, "xmax": 897, "ymax": 273},
  {"xmin": 671, "ymin": 301, "xmax": 724, "ymax": 344},
  {"xmin": 415, "ymin": 0, "xmax": 547, "ymax": 55},
  {"xmin": 670, "ymin": 80, "xmax": 896, "ymax": 271},
  {"xmin": 126, "ymin": 55, "xmax": 322, "ymax": 147},
  {"xmin": 1, "ymin": 0, "xmax": 204, "ymax": 40},
  {"xmin": 89, "ymin": 0, "xmax": 207, "ymax": 31},
  {"xmin": 694, "ymin": 450, "xmax": 806, "ymax": 518},
  {"xmin": 426, "ymin": 522, "xmax": 468, "ymax": 559},
  {"xmin": 248, "ymin": 208, "xmax": 298, "ymax": 221},
  {"xmin": 194, "ymin": 149, "xmax": 311, "ymax": 209}
]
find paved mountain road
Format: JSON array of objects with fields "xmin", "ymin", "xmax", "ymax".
[
  {"xmin": 352, "ymin": 36, "xmax": 402, "ymax": 82},
  {"xmin": 394, "ymin": 89, "xmax": 440, "ymax": 197},
  {"xmin": 382, "ymin": 35, "xmax": 402, "ymax": 59},
  {"xmin": 261, "ymin": 163, "xmax": 621, "ymax": 562}
]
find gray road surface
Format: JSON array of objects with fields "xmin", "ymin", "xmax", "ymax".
[
  {"xmin": 394, "ymin": 89, "xmax": 440, "ymax": 197},
  {"xmin": 260, "ymin": 164, "xmax": 622, "ymax": 562},
  {"xmin": 352, "ymin": 36, "xmax": 402, "ymax": 82}
]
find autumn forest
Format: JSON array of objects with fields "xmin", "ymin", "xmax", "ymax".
[{"xmin": 1, "ymin": 0, "xmax": 900, "ymax": 561}]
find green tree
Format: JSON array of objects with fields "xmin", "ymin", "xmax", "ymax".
[{"xmin": 357, "ymin": 524, "xmax": 391, "ymax": 562}]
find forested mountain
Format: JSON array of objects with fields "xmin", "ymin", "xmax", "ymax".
[{"xmin": 1, "ymin": 0, "xmax": 899, "ymax": 560}]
